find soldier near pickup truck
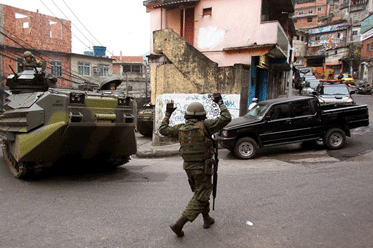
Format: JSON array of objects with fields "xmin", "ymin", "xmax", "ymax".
[{"xmin": 159, "ymin": 92, "xmax": 231, "ymax": 237}]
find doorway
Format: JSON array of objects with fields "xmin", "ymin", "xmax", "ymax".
[{"xmin": 180, "ymin": 8, "xmax": 194, "ymax": 45}]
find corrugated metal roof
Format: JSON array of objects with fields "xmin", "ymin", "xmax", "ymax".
[{"xmin": 153, "ymin": 0, "xmax": 199, "ymax": 9}]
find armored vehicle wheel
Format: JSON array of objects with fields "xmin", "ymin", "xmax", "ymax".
[
  {"xmin": 323, "ymin": 127, "xmax": 346, "ymax": 150},
  {"xmin": 2, "ymin": 141, "xmax": 30, "ymax": 179},
  {"xmin": 234, "ymin": 137, "xmax": 259, "ymax": 159}
]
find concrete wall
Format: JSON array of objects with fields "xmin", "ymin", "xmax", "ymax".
[{"xmin": 152, "ymin": 29, "xmax": 242, "ymax": 103}]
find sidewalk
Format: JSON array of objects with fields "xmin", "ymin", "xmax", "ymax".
[
  {"xmin": 136, "ymin": 140, "xmax": 180, "ymax": 158},
  {"xmin": 135, "ymin": 90, "xmax": 299, "ymax": 158}
]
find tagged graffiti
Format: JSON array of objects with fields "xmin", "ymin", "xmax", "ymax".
[{"xmin": 155, "ymin": 93, "xmax": 240, "ymax": 128}]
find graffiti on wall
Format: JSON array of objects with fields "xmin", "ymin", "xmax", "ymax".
[
  {"xmin": 308, "ymin": 23, "xmax": 348, "ymax": 34},
  {"xmin": 308, "ymin": 32, "xmax": 344, "ymax": 50},
  {"xmin": 155, "ymin": 93, "xmax": 240, "ymax": 129}
]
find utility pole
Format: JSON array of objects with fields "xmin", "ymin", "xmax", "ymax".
[
  {"xmin": 348, "ymin": 0, "xmax": 354, "ymax": 75},
  {"xmin": 288, "ymin": 47, "xmax": 294, "ymax": 97}
]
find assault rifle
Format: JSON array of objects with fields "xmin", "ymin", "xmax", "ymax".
[
  {"xmin": 206, "ymin": 94, "xmax": 220, "ymax": 210},
  {"xmin": 211, "ymin": 133, "xmax": 219, "ymax": 211}
]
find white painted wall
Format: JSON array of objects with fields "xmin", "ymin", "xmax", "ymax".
[{"xmin": 155, "ymin": 93, "xmax": 240, "ymax": 132}]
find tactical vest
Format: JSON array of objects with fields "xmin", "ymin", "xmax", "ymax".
[{"xmin": 179, "ymin": 121, "xmax": 213, "ymax": 162}]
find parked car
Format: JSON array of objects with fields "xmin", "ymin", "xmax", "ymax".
[
  {"xmin": 338, "ymin": 73, "xmax": 355, "ymax": 85},
  {"xmin": 300, "ymin": 79, "xmax": 321, "ymax": 95},
  {"xmin": 218, "ymin": 96, "xmax": 369, "ymax": 159},
  {"xmin": 314, "ymin": 80, "xmax": 356, "ymax": 105}
]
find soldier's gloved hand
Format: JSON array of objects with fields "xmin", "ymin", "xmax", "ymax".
[
  {"xmin": 165, "ymin": 100, "xmax": 177, "ymax": 117},
  {"xmin": 212, "ymin": 92, "xmax": 224, "ymax": 105}
]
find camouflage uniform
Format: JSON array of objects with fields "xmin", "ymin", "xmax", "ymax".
[
  {"xmin": 159, "ymin": 104, "xmax": 231, "ymax": 222},
  {"xmin": 21, "ymin": 51, "xmax": 45, "ymax": 71}
]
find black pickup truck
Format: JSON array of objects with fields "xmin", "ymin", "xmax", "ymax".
[{"xmin": 218, "ymin": 96, "xmax": 369, "ymax": 159}]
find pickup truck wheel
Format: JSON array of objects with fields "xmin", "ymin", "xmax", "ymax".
[
  {"xmin": 234, "ymin": 137, "xmax": 258, "ymax": 159},
  {"xmin": 323, "ymin": 128, "xmax": 346, "ymax": 150}
]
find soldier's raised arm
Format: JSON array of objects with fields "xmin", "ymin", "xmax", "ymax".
[
  {"xmin": 158, "ymin": 100, "xmax": 181, "ymax": 138},
  {"xmin": 204, "ymin": 92, "xmax": 232, "ymax": 135}
]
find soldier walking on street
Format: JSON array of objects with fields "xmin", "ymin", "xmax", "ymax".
[{"xmin": 159, "ymin": 92, "xmax": 231, "ymax": 237}]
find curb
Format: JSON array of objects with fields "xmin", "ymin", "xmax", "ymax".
[{"xmin": 135, "ymin": 144, "xmax": 180, "ymax": 158}]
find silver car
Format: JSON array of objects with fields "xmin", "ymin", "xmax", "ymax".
[
  {"xmin": 300, "ymin": 79, "xmax": 321, "ymax": 95},
  {"xmin": 315, "ymin": 83, "xmax": 356, "ymax": 105}
]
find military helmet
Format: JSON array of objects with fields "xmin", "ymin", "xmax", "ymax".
[
  {"xmin": 23, "ymin": 51, "xmax": 33, "ymax": 58},
  {"xmin": 185, "ymin": 102, "xmax": 206, "ymax": 120}
]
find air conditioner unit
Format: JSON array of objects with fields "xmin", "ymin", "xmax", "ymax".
[{"xmin": 92, "ymin": 67, "xmax": 99, "ymax": 73}]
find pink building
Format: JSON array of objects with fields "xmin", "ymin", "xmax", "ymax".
[
  {"xmin": 144, "ymin": 0, "xmax": 296, "ymax": 113},
  {"xmin": 145, "ymin": 0, "xmax": 295, "ymax": 67}
]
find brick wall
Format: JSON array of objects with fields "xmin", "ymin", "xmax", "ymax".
[
  {"xmin": 294, "ymin": 0, "xmax": 328, "ymax": 28},
  {"xmin": 2, "ymin": 5, "xmax": 71, "ymax": 52},
  {"xmin": 295, "ymin": 16, "xmax": 318, "ymax": 28},
  {"xmin": 1, "ymin": 4, "xmax": 72, "ymax": 88},
  {"xmin": 361, "ymin": 36, "xmax": 373, "ymax": 60}
]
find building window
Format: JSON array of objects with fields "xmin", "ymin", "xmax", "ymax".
[
  {"xmin": 132, "ymin": 65, "xmax": 141, "ymax": 73},
  {"xmin": 298, "ymin": 11, "xmax": 304, "ymax": 15},
  {"xmin": 317, "ymin": 7, "xmax": 322, "ymax": 11},
  {"xmin": 50, "ymin": 61, "xmax": 62, "ymax": 77},
  {"xmin": 367, "ymin": 44, "xmax": 370, "ymax": 51},
  {"xmin": 122, "ymin": 64, "xmax": 142, "ymax": 73},
  {"xmin": 353, "ymin": 30, "xmax": 358, "ymax": 36},
  {"xmin": 307, "ymin": 17, "xmax": 313, "ymax": 22},
  {"xmin": 78, "ymin": 62, "xmax": 90, "ymax": 76},
  {"xmin": 308, "ymin": 9, "xmax": 313, "ymax": 14},
  {"xmin": 123, "ymin": 65, "xmax": 131, "ymax": 72},
  {"xmin": 99, "ymin": 64, "xmax": 109, "ymax": 77},
  {"xmin": 203, "ymin": 7, "xmax": 212, "ymax": 16}
]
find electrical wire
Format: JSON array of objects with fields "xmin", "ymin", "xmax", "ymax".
[
  {"xmin": 0, "ymin": 28, "xmax": 95, "ymax": 84},
  {"xmin": 61, "ymin": 0, "xmax": 105, "ymax": 49},
  {"xmin": 39, "ymin": 0, "xmax": 92, "ymax": 51},
  {"xmin": 0, "ymin": 28, "xmax": 101, "ymax": 85},
  {"xmin": 0, "ymin": 51, "xmax": 87, "ymax": 85},
  {"xmin": 50, "ymin": 0, "xmax": 98, "ymax": 51}
]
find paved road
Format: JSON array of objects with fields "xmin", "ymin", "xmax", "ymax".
[
  {"xmin": 0, "ymin": 94, "xmax": 372, "ymax": 247},
  {"xmin": 1, "ymin": 148, "xmax": 373, "ymax": 247}
]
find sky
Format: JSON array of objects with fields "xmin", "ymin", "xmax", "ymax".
[{"xmin": 0, "ymin": 0, "xmax": 151, "ymax": 57}]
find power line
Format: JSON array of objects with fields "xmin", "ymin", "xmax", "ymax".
[
  {"xmin": 50, "ymin": 0, "xmax": 97, "ymax": 51},
  {"xmin": 0, "ymin": 28, "xmax": 101, "ymax": 84},
  {"xmin": 61, "ymin": 0, "xmax": 104, "ymax": 48},
  {"xmin": 0, "ymin": 51, "xmax": 88, "ymax": 85},
  {"xmin": 39, "ymin": 0, "xmax": 92, "ymax": 51}
]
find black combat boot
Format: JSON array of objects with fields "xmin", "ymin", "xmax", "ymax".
[
  {"xmin": 170, "ymin": 215, "xmax": 188, "ymax": 237},
  {"xmin": 203, "ymin": 214, "xmax": 215, "ymax": 229}
]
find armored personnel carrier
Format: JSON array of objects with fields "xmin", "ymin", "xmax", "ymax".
[{"xmin": 0, "ymin": 67, "xmax": 137, "ymax": 179}]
